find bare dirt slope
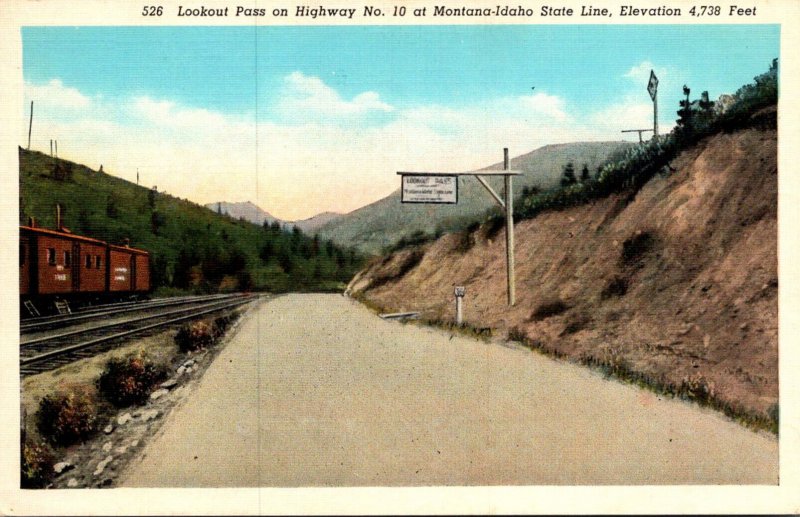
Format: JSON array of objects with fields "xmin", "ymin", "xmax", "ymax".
[
  {"xmin": 351, "ymin": 111, "xmax": 778, "ymax": 422},
  {"xmin": 121, "ymin": 294, "xmax": 776, "ymax": 487}
]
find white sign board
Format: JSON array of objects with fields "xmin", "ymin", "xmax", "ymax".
[
  {"xmin": 648, "ymin": 69, "xmax": 659, "ymax": 100},
  {"xmin": 401, "ymin": 175, "xmax": 458, "ymax": 204}
]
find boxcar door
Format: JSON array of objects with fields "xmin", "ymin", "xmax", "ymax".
[
  {"xmin": 130, "ymin": 254, "xmax": 136, "ymax": 292},
  {"xmin": 72, "ymin": 242, "xmax": 80, "ymax": 292}
]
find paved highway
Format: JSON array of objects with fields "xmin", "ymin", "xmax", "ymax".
[{"xmin": 121, "ymin": 294, "xmax": 777, "ymax": 486}]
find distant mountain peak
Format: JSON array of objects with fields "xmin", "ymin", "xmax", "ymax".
[{"xmin": 205, "ymin": 201, "xmax": 283, "ymax": 226}]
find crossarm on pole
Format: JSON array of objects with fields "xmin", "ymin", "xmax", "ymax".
[{"xmin": 474, "ymin": 175, "xmax": 505, "ymax": 208}]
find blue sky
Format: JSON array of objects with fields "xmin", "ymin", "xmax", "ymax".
[{"xmin": 22, "ymin": 25, "xmax": 779, "ymax": 219}]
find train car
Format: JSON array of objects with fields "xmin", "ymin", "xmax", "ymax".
[
  {"xmin": 20, "ymin": 222, "xmax": 151, "ymax": 315},
  {"xmin": 108, "ymin": 243, "xmax": 150, "ymax": 293}
]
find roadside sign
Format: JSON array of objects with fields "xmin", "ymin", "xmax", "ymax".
[
  {"xmin": 648, "ymin": 70, "xmax": 659, "ymax": 100},
  {"xmin": 397, "ymin": 150, "xmax": 521, "ymax": 305},
  {"xmin": 400, "ymin": 174, "xmax": 458, "ymax": 204}
]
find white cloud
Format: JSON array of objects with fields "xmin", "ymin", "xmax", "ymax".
[
  {"xmin": 624, "ymin": 60, "xmax": 667, "ymax": 86},
  {"xmin": 25, "ymin": 79, "xmax": 92, "ymax": 110},
  {"xmin": 132, "ymin": 96, "xmax": 244, "ymax": 132},
  {"xmin": 20, "ymin": 74, "xmax": 651, "ymax": 220},
  {"xmin": 276, "ymin": 71, "xmax": 394, "ymax": 121}
]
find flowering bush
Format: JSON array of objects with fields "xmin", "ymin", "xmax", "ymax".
[
  {"xmin": 21, "ymin": 439, "xmax": 55, "ymax": 488},
  {"xmin": 97, "ymin": 352, "xmax": 168, "ymax": 407},
  {"xmin": 36, "ymin": 390, "xmax": 97, "ymax": 446},
  {"xmin": 174, "ymin": 321, "xmax": 215, "ymax": 352}
]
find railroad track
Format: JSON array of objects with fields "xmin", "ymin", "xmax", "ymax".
[
  {"xmin": 20, "ymin": 294, "xmax": 259, "ymax": 377},
  {"xmin": 21, "ymin": 293, "xmax": 237, "ymax": 334}
]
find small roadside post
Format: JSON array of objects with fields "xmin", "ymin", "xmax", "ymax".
[
  {"xmin": 454, "ymin": 286, "xmax": 466, "ymax": 324},
  {"xmin": 398, "ymin": 148, "xmax": 521, "ymax": 306}
]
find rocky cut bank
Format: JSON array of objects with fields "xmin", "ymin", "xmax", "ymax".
[{"xmin": 349, "ymin": 105, "xmax": 778, "ymax": 427}]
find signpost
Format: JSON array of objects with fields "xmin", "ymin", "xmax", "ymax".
[
  {"xmin": 398, "ymin": 148, "xmax": 521, "ymax": 306},
  {"xmin": 454, "ymin": 286, "xmax": 466, "ymax": 324},
  {"xmin": 648, "ymin": 69, "xmax": 659, "ymax": 137}
]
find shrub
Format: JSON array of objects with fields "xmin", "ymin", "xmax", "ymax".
[
  {"xmin": 212, "ymin": 313, "xmax": 237, "ymax": 338},
  {"xmin": 597, "ymin": 347, "xmax": 630, "ymax": 377},
  {"xmin": 36, "ymin": 391, "xmax": 97, "ymax": 446},
  {"xmin": 680, "ymin": 373, "xmax": 715, "ymax": 403},
  {"xmin": 369, "ymin": 249, "xmax": 425, "ymax": 289},
  {"xmin": 530, "ymin": 299, "xmax": 569, "ymax": 321},
  {"xmin": 21, "ymin": 439, "xmax": 55, "ymax": 488},
  {"xmin": 601, "ymin": 276, "xmax": 628, "ymax": 299},
  {"xmin": 175, "ymin": 321, "xmax": 215, "ymax": 352},
  {"xmin": 454, "ymin": 229, "xmax": 477, "ymax": 254},
  {"xmin": 768, "ymin": 403, "xmax": 779, "ymax": 434},
  {"xmin": 508, "ymin": 326, "xmax": 527, "ymax": 342},
  {"xmin": 621, "ymin": 231, "xmax": 655, "ymax": 266},
  {"xmin": 560, "ymin": 313, "xmax": 591, "ymax": 336},
  {"xmin": 383, "ymin": 230, "xmax": 436, "ymax": 254},
  {"xmin": 484, "ymin": 215, "xmax": 506, "ymax": 240},
  {"xmin": 97, "ymin": 352, "xmax": 168, "ymax": 407}
]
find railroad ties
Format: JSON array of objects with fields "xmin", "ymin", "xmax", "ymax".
[{"xmin": 19, "ymin": 293, "xmax": 260, "ymax": 377}]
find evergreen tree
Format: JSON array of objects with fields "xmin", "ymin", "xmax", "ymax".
[
  {"xmin": 580, "ymin": 164, "xmax": 590, "ymax": 182},
  {"xmin": 561, "ymin": 162, "xmax": 577, "ymax": 187}
]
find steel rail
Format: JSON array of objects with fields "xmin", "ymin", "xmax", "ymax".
[
  {"xmin": 20, "ymin": 296, "xmax": 253, "ymax": 347},
  {"xmin": 20, "ymin": 297, "xmax": 256, "ymax": 371},
  {"xmin": 21, "ymin": 294, "xmax": 235, "ymax": 332}
]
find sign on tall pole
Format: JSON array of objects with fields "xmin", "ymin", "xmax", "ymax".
[
  {"xmin": 397, "ymin": 149, "xmax": 521, "ymax": 306},
  {"xmin": 648, "ymin": 70, "xmax": 659, "ymax": 137}
]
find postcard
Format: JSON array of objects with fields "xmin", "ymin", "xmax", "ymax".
[{"xmin": 1, "ymin": 0, "xmax": 799, "ymax": 514}]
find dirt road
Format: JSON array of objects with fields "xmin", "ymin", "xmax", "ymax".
[{"xmin": 120, "ymin": 294, "xmax": 777, "ymax": 486}]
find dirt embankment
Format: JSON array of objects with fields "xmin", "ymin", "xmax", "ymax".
[{"xmin": 351, "ymin": 111, "xmax": 778, "ymax": 421}]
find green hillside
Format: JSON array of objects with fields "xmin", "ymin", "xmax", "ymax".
[
  {"xmin": 18, "ymin": 149, "xmax": 364, "ymax": 294},
  {"xmin": 317, "ymin": 141, "xmax": 634, "ymax": 254}
]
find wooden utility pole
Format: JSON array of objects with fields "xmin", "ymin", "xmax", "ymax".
[
  {"xmin": 504, "ymin": 148, "xmax": 515, "ymax": 306},
  {"xmin": 27, "ymin": 101, "xmax": 33, "ymax": 150},
  {"xmin": 653, "ymin": 91, "xmax": 659, "ymax": 137}
]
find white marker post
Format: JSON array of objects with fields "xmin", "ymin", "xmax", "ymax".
[
  {"xmin": 398, "ymin": 148, "xmax": 521, "ymax": 306},
  {"xmin": 454, "ymin": 286, "xmax": 466, "ymax": 324}
]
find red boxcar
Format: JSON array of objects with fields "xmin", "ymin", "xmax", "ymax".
[
  {"xmin": 20, "ymin": 225, "xmax": 151, "ymax": 308},
  {"xmin": 108, "ymin": 244, "xmax": 149, "ymax": 293},
  {"xmin": 20, "ymin": 226, "xmax": 110, "ymax": 296},
  {"xmin": 134, "ymin": 252, "xmax": 150, "ymax": 292}
]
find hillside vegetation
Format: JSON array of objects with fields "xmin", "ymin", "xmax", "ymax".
[
  {"xmin": 317, "ymin": 141, "xmax": 634, "ymax": 254},
  {"xmin": 349, "ymin": 62, "xmax": 779, "ymax": 430},
  {"xmin": 19, "ymin": 151, "xmax": 364, "ymax": 294}
]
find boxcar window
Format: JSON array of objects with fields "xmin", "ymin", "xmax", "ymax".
[
  {"xmin": 96, "ymin": 255, "xmax": 102, "ymax": 268},
  {"xmin": 47, "ymin": 248, "xmax": 56, "ymax": 266},
  {"xmin": 85, "ymin": 254, "xmax": 92, "ymax": 269},
  {"xmin": 64, "ymin": 250, "xmax": 71, "ymax": 267},
  {"xmin": 20, "ymin": 244, "xmax": 26, "ymax": 267}
]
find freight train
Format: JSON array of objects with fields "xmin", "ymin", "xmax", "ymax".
[{"xmin": 20, "ymin": 218, "xmax": 150, "ymax": 316}]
